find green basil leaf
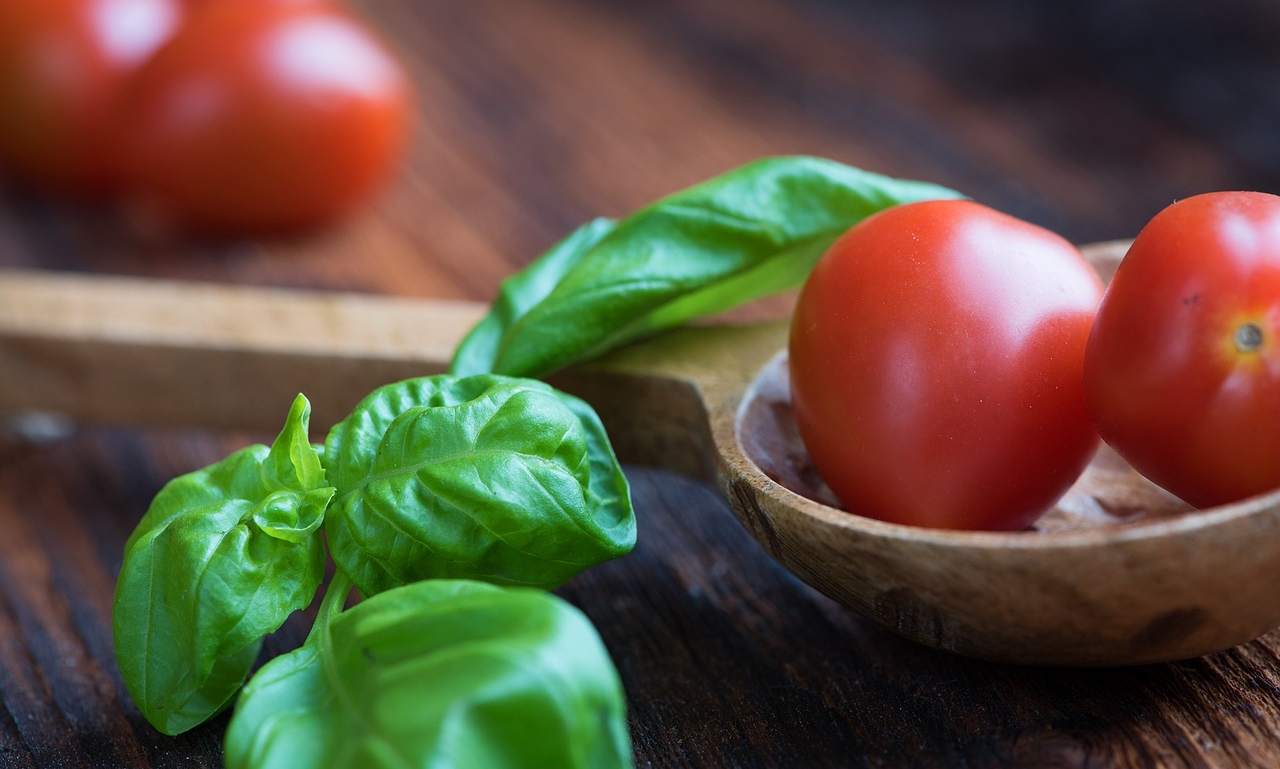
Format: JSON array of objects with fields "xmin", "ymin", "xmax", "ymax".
[
  {"xmin": 225, "ymin": 580, "xmax": 633, "ymax": 769},
  {"xmin": 113, "ymin": 394, "xmax": 334, "ymax": 735},
  {"xmin": 324, "ymin": 375, "xmax": 635, "ymax": 596},
  {"xmin": 451, "ymin": 155, "xmax": 961, "ymax": 377}
]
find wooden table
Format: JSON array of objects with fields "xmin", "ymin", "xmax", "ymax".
[{"xmin": 4, "ymin": 1, "xmax": 1280, "ymax": 767}]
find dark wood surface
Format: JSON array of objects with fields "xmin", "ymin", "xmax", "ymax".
[{"xmin": 4, "ymin": 1, "xmax": 1280, "ymax": 767}]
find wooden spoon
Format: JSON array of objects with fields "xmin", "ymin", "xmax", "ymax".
[{"xmin": 2, "ymin": 240, "xmax": 1277, "ymax": 666}]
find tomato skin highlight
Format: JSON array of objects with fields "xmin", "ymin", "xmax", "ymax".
[
  {"xmin": 1085, "ymin": 192, "xmax": 1280, "ymax": 508},
  {"xmin": 0, "ymin": 0, "xmax": 183, "ymax": 194},
  {"xmin": 117, "ymin": 0, "xmax": 414, "ymax": 234},
  {"xmin": 789, "ymin": 200, "xmax": 1103, "ymax": 530}
]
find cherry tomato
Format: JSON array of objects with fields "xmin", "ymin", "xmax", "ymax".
[
  {"xmin": 117, "ymin": 0, "xmax": 414, "ymax": 233},
  {"xmin": 789, "ymin": 200, "xmax": 1103, "ymax": 530},
  {"xmin": 1085, "ymin": 192, "xmax": 1280, "ymax": 508},
  {"xmin": 0, "ymin": 0, "xmax": 183, "ymax": 194}
]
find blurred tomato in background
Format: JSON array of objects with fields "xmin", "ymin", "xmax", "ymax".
[
  {"xmin": 0, "ymin": 0, "xmax": 183, "ymax": 195},
  {"xmin": 118, "ymin": 0, "xmax": 414, "ymax": 234},
  {"xmin": 0, "ymin": 0, "xmax": 413, "ymax": 235}
]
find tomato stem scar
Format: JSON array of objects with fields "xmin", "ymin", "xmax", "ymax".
[{"xmin": 1235, "ymin": 322, "xmax": 1264, "ymax": 353}]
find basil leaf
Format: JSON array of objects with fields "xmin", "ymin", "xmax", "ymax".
[
  {"xmin": 113, "ymin": 394, "xmax": 334, "ymax": 735},
  {"xmin": 451, "ymin": 155, "xmax": 961, "ymax": 377},
  {"xmin": 224, "ymin": 580, "xmax": 633, "ymax": 769},
  {"xmin": 324, "ymin": 375, "xmax": 635, "ymax": 596}
]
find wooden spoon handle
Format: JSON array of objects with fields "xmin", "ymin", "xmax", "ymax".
[
  {"xmin": 0, "ymin": 269, "xmax": 484, "ymax": 433},
  {"xmin": 0, "ymin": 267, "xmax": 786, "ymax": 481}
]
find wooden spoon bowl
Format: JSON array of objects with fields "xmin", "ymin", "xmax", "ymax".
[
  {"xmin": 4, "ymin": 241, "xmax": 1278, "ymax": 666},
  {"xmin": 722, "ymin": 351, "xmax": 1280, "ymax": 665}
]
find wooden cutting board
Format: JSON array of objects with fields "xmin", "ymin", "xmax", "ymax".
[{"xmin": 3, "ymin": 1, "xmax": 1280, "ymax": 767}]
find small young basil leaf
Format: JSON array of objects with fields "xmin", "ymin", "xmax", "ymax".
[
  {"xmin": 450, "ymin": 155, "xmax": 961, "ymax": 378},
  {"xmin": 324, "ymin": 374, "xmax": 634, "ymax": 596},
  {"xmin": 113, "ymin": 394, "xmax": 334, "ymax": 735},
  {"xmin": 225, "ymin": 580, "xmax": 633, "ymax": 769}
]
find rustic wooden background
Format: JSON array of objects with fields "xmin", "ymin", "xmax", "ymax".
[{"xmin": 4, "ymin": 0, "xmax": 1280, "ymax": 767}]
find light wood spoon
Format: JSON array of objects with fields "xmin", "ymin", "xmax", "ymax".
[{"xmin": 2, "ymin": 240, "xmax": 1277, "ymax": 666}]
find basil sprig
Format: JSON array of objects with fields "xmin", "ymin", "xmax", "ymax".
[
  {"xmin": 224, "ymin": 577, "xmax": 631, "ymax": 769},
  {"xmin": 113, "ymin": 395, "xmax": 333, "ymax": 735},
  {"xmin": 451, "ymin": 156, "xmax": 961, "ymax": 378},
  {"xmin": 114, "ymin": 378, "xmax": 632, "ymax": 735},
  {"xmin": 111, "ymin": 156, "xmax": 956, "ymax": 768},
  {"xmin": 324, "ymin": 375, "xmax": 634, "ymax": 596}
]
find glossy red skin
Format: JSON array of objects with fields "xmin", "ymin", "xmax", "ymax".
[
  {"xmin": 1086, "ymin": 192, "xmax": 1280, "ymax": 508},
  {"xmin": 789, "ymin": 200, "xmax": 1104, "ymax": 530},
  {"xmin": 118, "ymin": 1, "xmax": 413, "ymax": 233},
  {"xmin": 0, "ymin": 0, "xmax": 183, "ymax": 194}
]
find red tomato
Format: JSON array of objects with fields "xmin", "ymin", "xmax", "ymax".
[
  {"xmin": 789, "ymin": 200, "xmax": 1103, "ymax": 530},
  {"xmin": 1085, "ymin": 192, "xmax": 1280, "ymax": 508},
  {"xmin": 0, "ymin": 0, "xmax": 183, "ymax": 194},
  {"xmin": 116, "ymin": 0, "xmax": 414, "ymax": 233}
]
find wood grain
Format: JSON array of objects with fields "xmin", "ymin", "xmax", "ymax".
[
  {"xmin": 4, "ymin": 0, "xmax": 1280, "ymax": 767},
  {"xmin": 6, "ymin": 428, "xmax": 1280, "ymax": 769}
]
